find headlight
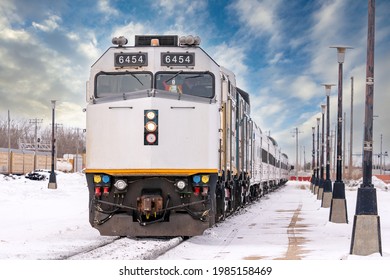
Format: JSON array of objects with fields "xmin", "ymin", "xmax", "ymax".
[
  {"xmin": 176, "ymin": 180, "xmax": 186, "ymax": 190},
  {"xmin": 114, "ymin": 180, "xmax": 127, "ymax": 191},
  {"xmin": 145, "ymin": 121, "xmax": 157, "ymax": 132},
  {"xmin": 146, "ymin": 111, "xmax": 156, "ymax": 120}
]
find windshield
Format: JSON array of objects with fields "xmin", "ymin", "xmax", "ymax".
[
  {"xmin": 155, "ymin": 72, "xmax": 214, "ymax": 98},
  {"xmin": 95, "ymin": 72, "xmax": 152, "ymax": 97}
]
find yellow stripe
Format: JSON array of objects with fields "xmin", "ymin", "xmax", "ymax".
[{"xmin": 85, "ymin": 168, "xmax": 218, "ymax": 176}]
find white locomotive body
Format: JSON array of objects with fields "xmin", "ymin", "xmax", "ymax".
[{"xmin": 85, "ymin": 35, "xmax": 289, "ymax": 236}]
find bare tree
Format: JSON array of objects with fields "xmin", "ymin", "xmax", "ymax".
[{"xmin": 1, "ymin": 117, "xmax": 85, "ymax": 157}]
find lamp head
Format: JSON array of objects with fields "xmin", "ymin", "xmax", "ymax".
[
  {"xmin": 330, "ymin": 45, "xmax": 353, "ymax": 63},
  {"xmin": 321, "ymin": 83, "xmax": 336, "ymax": 96},
  {"xmin": 321, "ymin": 104, "xmax": 326, "ymax": 114}
]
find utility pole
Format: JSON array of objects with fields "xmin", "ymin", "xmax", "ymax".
[
  {"xmin": 350, "ymin": 0, "xmax": 381, "ymax": 256},
  {"xmin": 349, "ymin": 77, "xmax": 354, "ymax": 179},
  {"xmin": 292, "ymin": 127, "xmax": 302, "ymax": 179},
  {"xmin": 29, "ymin": 118, "xmax": 43, "ymax": 171},
  {"xmin": 7, "ymin": 110, "xmax": 11, "ymax": 174},
  {"xmin": 74, "ymin": 127, "xmax": 82, "ymax": 172}
]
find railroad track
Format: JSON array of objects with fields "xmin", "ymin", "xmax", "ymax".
[{"xmin": 62, "ymin": 236, "xmax": 183, "ymax": 260}]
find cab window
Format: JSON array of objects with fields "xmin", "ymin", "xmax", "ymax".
[
  {"xmin": 155, "ymin": 72, "xmax": 214, "ymax": 98},
  {"xmin": 95, "ymin": 72, "xmax": 152, "ymax": 97}
]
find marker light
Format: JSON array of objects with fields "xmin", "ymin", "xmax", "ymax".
[
  {"xmin": 102, "ymin": 175, "xmax": 110, "ymax": 184},
  {"xmin": 201, "ymin": 175, "xmax": 210, "ymax": 184},
  {"xmin": 145, "ymin": 121, "xmax": 157, "ymax": 132},
  {"xmin": 193, "ymin": 175, "xmax": 201, "ymax": 184},
  {"xmin": 114, "ymin": 180, "xmax": 127, "ymax": 191},
  {"xmin": 94, "ymin": 175, "xmax": 102, "ymax": 184}
]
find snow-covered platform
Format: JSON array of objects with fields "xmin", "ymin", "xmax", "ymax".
[{"xmin": 159, "ymin": 179, "xmax": 390, "ymax": 260}]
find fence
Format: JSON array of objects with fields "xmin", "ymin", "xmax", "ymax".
[{"xmin": 0, "ymin": 148, "xmax": 51, "ymax": 175}]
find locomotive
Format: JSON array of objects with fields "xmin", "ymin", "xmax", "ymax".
[{"xmin": 85, "ymin": 35, "xmax": 289, "ymax": 236}]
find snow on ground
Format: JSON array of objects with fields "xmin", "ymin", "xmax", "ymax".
[
  {"xmin": 0, "ymin": 171, "xmax": 389, "ymax": 260},
  {"xmin": 0, "ymin": 171, "xmax": 115, "ymax": 259}
]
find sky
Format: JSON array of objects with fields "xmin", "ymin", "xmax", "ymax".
[{"xmin": 1, "ymin": 0, "xmax": 389, "ymax": 167}]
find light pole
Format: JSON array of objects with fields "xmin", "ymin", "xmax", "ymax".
[
  {"xmin": 380, "ymin": 134, "xmax": 383, "ymax": 174},
  {"xmin": 48, "ymin": 100, "xmax": 57, "ymax": 189},
  {"xmin": 350, "ymin": 0, "xmax": 381, "ymax": 256},
  {"xmin": 295, "ymin": 127, "xmax": 298, "ymax": 179},
  {"xmin": 310, "ymin": 126, "xmax": 316, "ymax": 192},
  {"xmin": 349, "ymin": 77, "xmax": 354, "ymax": 179},
  {"xmin": 322, "ymin": 84, "xmax": 335, "ymax": 208},
  {"xmin": 317, "ymin": 104, "xmax": 326, "ymax": 200},
  {"xmin": 314, "ymin": 117, "xmax": 321, "ymax": 195},
  {"xmin": 329, "ymin": 45, "xmax": 352, "ymax": 223}
]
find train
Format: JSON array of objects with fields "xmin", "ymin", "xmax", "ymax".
[{"xmin": 85, "ymin": 35, "xmax": 290, "ymax": 237}]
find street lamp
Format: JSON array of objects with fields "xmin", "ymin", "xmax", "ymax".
[
  {"xmin": 314, "ymin": 117, "xmax": 321, "ymax": 195},
  {"xmin": 317, "ymin": 104, "xmax": 326, "ymax": 200},
  {"xmin": 322, "ymin": 84, "xmax": 336, "ymax": 208},
  {"xmin": 310, "ymin": 126, "xmax": 316, "ymax": 192},
  {"xmin": 48, "ymin": 100, "xmax": 57, "ymax": 189},
  {"xmin": 329, "ymin": 45, "xmax": 352, "ymax": 223},
  {"xmin": 350, "ymin": 0, "xmax": 381, "ymax": 256}
]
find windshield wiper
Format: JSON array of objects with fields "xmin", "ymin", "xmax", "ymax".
[
  {"xmin": 128, "ymin": 72, "xmax": 144, "ymax": 86},
  {"xmin": 184, "ymin": 71, "xmax": 210, "ymax": 80},
  {"xmin": 164, "ymin": 70, "xmax": 183, "ymax": 84}
]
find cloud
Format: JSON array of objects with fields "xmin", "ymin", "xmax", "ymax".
[
  {"xmin": 32, "ymin": 14, "xmax": 61, "ymax": 32},
  {"xmin": 268, "ymin": 52, "xmax": 285, "ymax": 65},
  {"xmin": 97, "ymin": 0, "xmax": 119, "ymax": 17},
  {"xmin": 111, "ymin": 22, "xmax": 152, "ymax": 46},
  {"xmin": 210, "ymin": 43, "xmax": 248, "ymax": 88},
  {"xmin": 230, "ymin": 0, "xmax": 282, "ymax": 45},
  {"xmin": 154, "ymin": 0, "xmax": 207, "ymax": 17},
  {"xmin": 291, "ymin": 76, "xmax": 319, "ymax": 101}
]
